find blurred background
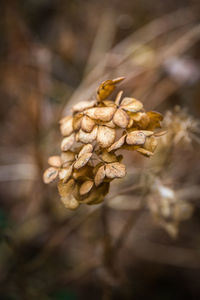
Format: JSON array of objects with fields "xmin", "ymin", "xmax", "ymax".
[{"xmin": 0, "ymin": 0, "xmax": 200, "ymax": 299}]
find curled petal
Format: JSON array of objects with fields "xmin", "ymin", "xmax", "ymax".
[
  {"xmin": 60, "ymin": 116, "xmax": 73, "ymax": 136},
  {"xmin": 58, "ymin": 179, "xmax": 78, "ymax": 209},
  {"xmin": 94, "ymin": 166, "xmax": 106, "ymax": 186},
  {"xmin": 78, "ymin": 144, "xmax": 93, "ymax": 157},
  {"xmin": 74, "ymin": 153, "xmax": 92, "ymax": 169},
  {"xmin": 72, "ymin": 100, "xmax": 96, "ymax": 113},
  {"xmin": 81, "ymin": 115, "xmax": 95, "ymax": 133},
  {"xmin": 43, "ymin": 167, "xmax": 58, "ymax": 184},
  {"xmin": 61, "ymin": 133, "xmax": 75, "ymax": 151},
  {"xmin": 79, "ymin": 181, "xmax": 94, "ymax": 196},
  {"xmin": 58, "ymin": 165, "xmax": 73, "ymax": 182},
  {"xmin": 61, "ymin": 194, "xmax": 79, "ymax": 210},
  {"xmin": 77, "ymin": 126, "xmax": 98, "ymax": 143},
  {"xmin": 97, "ymin": 126, "xmax": 116, "ymax": 148},
  {"xmin": 107, "ymin": 135, "xmax": 126, "ymax": 152},
  {"xmin": 136, "ymin": 148, "xmax": 154, "ymax": 157},
  {"xmin": 105, "ymin": 162, "xmax": 126, "ymax": 179},
  {"xmin": 120, "ymin": 97, "xmax": 143, "ymax": 112},
  {"xmin": 97, "ymin": 77, "xmax": 124, "ymax": 101},
  {"xmin": 85, "ymin": 107, "xmax": 116, "ymax": 122},
  {"xmin": 113, "ymin": 108, "xmax": 129, "ymax": 128},
  {"xmin": 48, "ymin": 156, "xmax": 61, "ymax": 168}
]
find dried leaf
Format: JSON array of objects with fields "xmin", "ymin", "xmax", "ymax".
[
  {"xmin": 120, "ymin": 97, "xmax": 143, "ymax": 112},
  {"xmin": 78, "ymin": 144, "xmax": 93, "ymax": 157},
  {"xmin": 97, "ymin": 126, "xmax": 116, "ymax": 148},
  {"xmin": 60, "ymin": 116, "xmax": 73, "ymax": 136},
  {"xmin": 72, "ymin": 100, "xmax": 96, "ymax": 112},
  {"xmin": 48, "ymin": 156, "xmax": 61, "ymax": 168},
  {"xmin": 43, "ymin": 167, "xmax": 58, "ymax": 184},
  {"xmin": 113, "ymin": 108, "xmax": 129, "ymax": 128},
  {"xmin": 85, "ymin": 107, "xmax": 116, "ymax": 122},
  {"xmin": 94, "ymin": 165, "xmax": 106, "ymax": 186},
  {"xmin": 77, "ymin": 126, "xmax": 98, "ymax": 143},
  {"xmin": 61, "ymin": 133, "xmax": 75, "ymax": 151},
  {"xmin": 74, "ymin": 153, "xmax": 92, "ymax": 169},
  {"xmin": 79, "ymin": 180, "xmax": 94, "ymax": 195},
  {"xmin": 81, "ymin": 115, "xmax": 95, "ymax": 132},
  {"xmin": 105, "ymin": 162, "xmax": 126, "ymax": 179},
  {"xmin": 58, "ymin": 165, "xmax": 73, "ymax": 182},
  {"xmin": 107, "ymin": 135, "xmax": 126, "ymax": 152}
]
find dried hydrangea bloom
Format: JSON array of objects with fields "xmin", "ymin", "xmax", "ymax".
[{"xmin": 43, "ymin": 77, "xmax": 164, "ymax": 209}]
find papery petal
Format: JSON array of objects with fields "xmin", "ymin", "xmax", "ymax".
[
  {"xmin": 107, "ymin": 135, "xmax": 126, "ymax": 152},
  {"xmin": 100, "ymin": 150, "xmax": 118, "ymax": 163},
  {"xmin": 43, "ymin": 167, "xmax": 58, "ymax": 184},
  {"xmin": 97, "ymin": 126, "xmax": 116, "ymax": 148},
  {"xmin": 105, "ymin": 162, "xmax": 126, "ymax": 179},
  {"xmin": 60, "ymin": 116, "xmax": 73, "ymax": 136},
  {"xmin": 58, "ymin": 165, "xmax": 73, "ymax": 182},
  {"xmin": 85, "ymin": 107, "xmax": 116, "ymax": 122},
  {"xmin": 81, "ymin": 115, "xmax": 96, "ymax": 133},
  {"xmin": 78, "ymin": 144, "xmax": 93, "ymax": 157},
  {"xmin": 113, "ymin": 108, "xmax": 129, "ymax": 128},
  {"xmin": 61, "ymin": 133, "xmax": 75, "ymax": 151},
  {"xmin": 120, "ymin": 97, "xmax": 143, "ymax": 112},
  {"xmin": 72, "ymin": 100, "xmax": 96, "ymax": 113},
  {"xmin": 126, "ymin": 131, "xmax": 146, "ymax": 145},
  {"xmin": 74, "ymin": 153, "xmax": 92, "ymax": 169},
  {"xmin": 48, "ymin": 156, "xmax": 61, "ymax": 168},
  {"xmin": 94, "ymin": 166, "xmax": 106, "ymax": 186},
  {"xmin": 79, "ymin": 180, "xmax": 94, "ymax": 195},
  {"xmin": 136, "ymin": 148, "xmax": 154, "ymax": 157},
  {"xmin": 61, "ymin": 151, "xmax": 75, "ymax": 166},
  {"xmin": 77, "ymin": 126, "xmax": 98, "ymax": 143}
]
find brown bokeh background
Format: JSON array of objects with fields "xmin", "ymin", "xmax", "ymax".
[{"xmin": 0, "ymin": 0, "xmax": 200, "ymax": 299}]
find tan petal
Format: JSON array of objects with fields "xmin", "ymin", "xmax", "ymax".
[
  {"xmin": 61, "ymin": 151, "xmax": 75, "ymax": 166},
  {"xmin": 74, "ymin": 153, "xmax": 92, "ymax": 169},
  {"xmin": 97, "ymin": 77, "xmax": 125, "ymax": 101},
  {"xmin": 102, "ymin": 100, "xmax": 116, "ymax": 107},
  {"xmin": 120, "ymin": 97, "xmax": 143, "ymax": 112},
  {"xmin": 81, "ymin": 115, "xmax": 95, "ymax": 133},
  {"xmin": 107, "ymin": 135, "xmax": 126, "ymax": 152},
  {"xmin": 97, "ymin": 126, "xmax": 116, "ymax": 148},
  {"xmin": 154, "ymin": 129, "xmax": 167, "ymax": 137},
  {"xmin": 72, "ymin": 100, "xmax": 96, "ymax": 113},
  {"xmin": 144, "ymin": 136, "xmax": 158, "ymax": 152},
  {"xmin": 60, "ymin": 116, "xmax": 73, "ymax": 136},
  {"xmin": 43, "ymin": 167, "xmax": 58, "ymax": 184},
  {"xmin": 59, "ymin": 165, "xmax": 73, "ymax": 182},
  {"xmin": 61, "ymin": 133, "xmax": 75, "ymax": 151},
  {"xmin": 77, "ymin": 126, "xmax": 98, "ymax": 143},
  {"xmin": 113, "ymin": 108, "xmax": 129, "ymax": 128},
  {"xmin": 105, "ymin": 162, "xmax": 126, "ymax": 179},
  {"xmin": 85, "ymin": 107, "xmax": 116, "ymax": 122},
  {"xmin": 101, "ymin": 120, "xmax": 116, "ymax": 128},
  {"xmin": 58, "ymin": 179, "xmax": 78, "ymax": 209},
  {"xmin": 136, "ymin": 148, "xmax": 154, "ymax": 157},
  {"xmin": 61, "ymin": 194, "xmax": 79, "ymax": 210},
  {"xmin": 79, "ymin": 180, "xmax": 94, "ymax": 195},
  {"xmin": 94, "ymin": 165, "xmax": 106, "ymax": 186},
  {"xmin": 73, "ymin": 113, "xmax": 83, "ymax": 131},
  {"xmin": 100, "ymin": 150, "xmax": 117, "ymax": 163},
  {"xmin": 78, "ymin": 144, "xmax": 93, "ymax": 157},
  {"xmin": 114, "ymin": 90, "xmax": 123, "ymax": 106},
  {"xmin": 48, "ymin": 156, "xmax": 61, "ymax": 168},
  {"xmin": 126, "ymin": 131, "xmax": 146, "ymax": 145}
]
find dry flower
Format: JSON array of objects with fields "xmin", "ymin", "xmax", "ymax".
[{"xmin": 43, "ymin": 77, "xmax": 164, "ymax": 209}]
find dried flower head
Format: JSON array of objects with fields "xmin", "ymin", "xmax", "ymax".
[{"xmin": 43, "ymin": 77, "xmax": 164, "ymax": 209}]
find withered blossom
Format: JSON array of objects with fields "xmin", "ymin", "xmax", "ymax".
[{"xmin": 43, "ymin": 77, "xmax": 164, "ymax": 209}]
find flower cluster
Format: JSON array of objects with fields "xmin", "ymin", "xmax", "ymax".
[{"xmin": 43, "ymin": 77, "xmax": 164, "ymax": 209}]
